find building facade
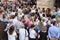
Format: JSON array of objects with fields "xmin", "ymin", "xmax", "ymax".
[
  {"xmin": 37, "ymin": 0, "xmax": 55, "ymax": 9},
  {"xmin": 37, "ymin": 0, "xmax": 60, "ymax": 9}
]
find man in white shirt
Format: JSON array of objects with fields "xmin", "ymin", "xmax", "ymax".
[{"xmin": 29, "ymin": 24, "xmax": 37, "ymax": 40}]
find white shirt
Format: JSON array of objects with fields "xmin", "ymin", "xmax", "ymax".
[
  {"xmin": 47, "ymin": 20, "xmax": 51, "ymax": 25},
  {"xmin": 40, "ymin": 13, "xmax": 43, "ymax": 18},
  {"xmin": 58, "ymin": 23, "xmax": 60, "ymax": 29},
  {"xmin": 7, "ymin": 31, "xmax": 17, "ymax": 40},
  {"xmin": 10, "ymin": 12, "xmax": 16, "ymax": 15},
  {"xmin": 57, "ymin": 9, "xmax": 60, "ymax": 15},
  {"xmin": 43, "ymin": 17, "xmax": 48, "ymax": 22},
  {"xmin": 13, "ymin": 18, "xmax": 22, "ymax": 29},
  {"xmin": 34, "ymin": 18, "xmax": 40, "ymax": 25},
  {"xmin": 19, "ymin": 28, "xmax": 28, "ymax": 40},
  {"xmin": 29, "ymin": 29, "xmax": 36, "ymax": 38},
  {"xmin": 31, "ymin": 9, "xmax": 36, "ymax": 13},
  {"xmin": 12, "ymin": 18, "xmax": 18, "ymax": 25},
  {"xmin": 43, "ymin": 22, "xmax": 46, "ymax": 26}
]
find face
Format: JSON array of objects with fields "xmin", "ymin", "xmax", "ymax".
[
  {"xmin": 55, "ymin": 21, "xmax": 58, "ymax": 26},
  {"xmin": 2, "ymin": 12, "xmax": 5, "ymax": 15},
  {"xmin": 1, "ymin": 7, "xmax": 4, "ymax": 11},
  {"xmin": 21, "ymin": 23, "xmax": 25, "ymax": 28}
]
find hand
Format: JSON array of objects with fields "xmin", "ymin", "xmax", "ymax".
[{"xmin": 38, "ymin": 35, "xmax": 40, "ymax": 38}]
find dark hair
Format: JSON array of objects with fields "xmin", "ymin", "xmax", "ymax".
[
  {"xmin": 51, "ymin": 15, "xmax": 55, "ymax": 19},
  {"xmin": 15, "ymin": 13, "xmax": 18, "ymax": 16},
  {"xmin": 46, "ymin": 13, "xmax": 51, "ymax": 17},
  {"xmin": 42, "ymin": 8, "xmax": 45, "ymax": 12},
  {"xmin": 10, "ymin": 15, "xmax": 15, "ymax": 19},
  {"xmin": 30, "ymin": 24, "xmax": 35, "ymax": 28},
  {"xmin": 51, "ymin": 21, "xmax": 57, "ymax": 25},
  {"xmin": 46, "ymin": 8, "xmax": 51, "ymax": 14},
  {"xmin": 43, "ymin": 14, "xmax": 45, "ymax": 17},
  {"xmin": 9, "ymin": 25, "xmax": 14, "ymax": 35},
  {"xmin": 3, "ymin": 14, "xmax": 6, "ymax": 18}
]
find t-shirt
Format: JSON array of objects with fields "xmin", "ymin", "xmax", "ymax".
[
  {"xmin": 57, "ymin": 10, "xmax": 60, "ymax": 16},
  {"xmin": 48, "ymin": 26, "xmax": 60, "ymax": 39},
  {"xmin": 25, "ymin": 18, "xmax": 31, "ymax": 27},
  {"xmin": 34, "ymin": 18, "xmax": 40, "ymax": 25},
  {"xmin": 19, "ymin": 28, "xmax": 28, "ymax": 40},
  {"xmin": 29, "ymin": 29, "xmax": 36, "ymax": 38},
  {"xmin": 7, "ymin": 31, "xmax": 17, "ymax": 40},
  {"xmin": 58, "ymin": 23, "xmax": 60, "ymax": 37},
  {"xmin": 39, "ymin": 31, "xmax": 47, "ymax": 40},
  {"xmin": 13, "ymin": 18, "xmax": 22, "ymax": 29}
]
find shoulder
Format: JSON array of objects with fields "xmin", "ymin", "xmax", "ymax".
[
  {"xmin": 49, "ymin": 27, "xmax": 53, "ymax": 31},
  {"xmin": 32, "ymin": 30, "xmax": 36, "ymax": 33},
  {"xmin": 19, "ymin": 28, "xmax": 25, "ymax": 31}
]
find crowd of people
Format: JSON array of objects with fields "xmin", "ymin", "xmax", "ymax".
[{"xmin": 0, "ymin": 0, "xmax": 60, "ymax": 40}]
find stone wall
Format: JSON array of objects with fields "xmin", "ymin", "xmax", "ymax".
[{"xmin": 37, "ymin": 0, "xmax": 55, "ymax": 9}]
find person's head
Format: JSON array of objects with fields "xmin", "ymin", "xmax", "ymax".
[
  {"xmin": 9, "ymin": 25, "xmax": 15, "ymax": 35},
  {"xmin": 51, "ymin": 21, "xmax": 57, "ymax": 26},
  {"xmin": 42, "ymin": 8, "xmax": 45, "ymax": 12},
  {"xmin": 30, "ymin": 24, "xmax": 35, "ymax": 29},
  {"xmin": 38, "ymin": 7, "xmax": 40, "ymax": 10},
  {"xmin": 43, "ymin": 14, "xmax": 45, "ymax": 17},
  {"xmin": 46, "ymin": 8, "xmax": 51, "ymax": 14},
  {"xmin": 54, "ymin": 6, "xmax": 58, "ymax": 12},
  {"xmin": 21, "ymin": 23, "xmax": 25, "ymax": 28},
  {"xmin": 15, "ymin": 12, "xmax": 18, "ymax": 17},
  {"xmin": 3, "ymin": 14, "xmax": 6, "ymax": 18},
  {"xmin": 1, "ymin": 6, "xmax": 4, "ymax": 11},
  {"xmin": 51, "ymin": 15, "xmax": 55, "ymax": 19},
  {"xmin": 42, "ymin": 19, "xmax": 45, "ymax": 22},
  {"xmin": 10, "ymin": 15, "xmax": 15, "ymax": 19},
  {"xmin": 48, "ymin": 17, "xmax": 51, "ymax": 20},
  {"xmin": 23, "ymin": 4, "xmax": 27, "ymax": 8},
  {"xmin": 41, "ymin": 26, "xmax": 47, "ymax": 32},
  {"xmin": 35, "ymin": 8, "xmax": 38, "ymax": 12}
]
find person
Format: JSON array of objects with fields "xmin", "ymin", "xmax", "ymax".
[
  {"xmin": 29, "ymin": 24, "xmax": 37, "ymax": 40},
  {"xmin": 7, "ymin": 25, "xmax": 17, "ymax": 40},
  {"xmin": 46, "ymin": 8, "xmax": 51, "ymax": 17},
  {"xmin": 52, "ymin": 7, "xmax": 57, "ymax": 16},
  {"xmin": 0, "ymin": 21, "xmax": 7, "ymax": 40},
  {"xmin": 48, "ymin": 21, "xmax": 60, "ymax": 40},
  {"xmin": 57, "ymin": 7, "xmax": 60, "ymax": 16},
  {"xmin": 0, "ymin": 10, "xmax": 3, "ymax": 21},
  {"xmin": 38, "ymin": 26, "xmax": 48, "ymax": 40},
  {"xmin": 19, "ymin": 23, "xmax": 28, "ymax": 40},
  {"xmin": 57, "ymin": 18, "xmax": 60, "ymax": 40}
]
